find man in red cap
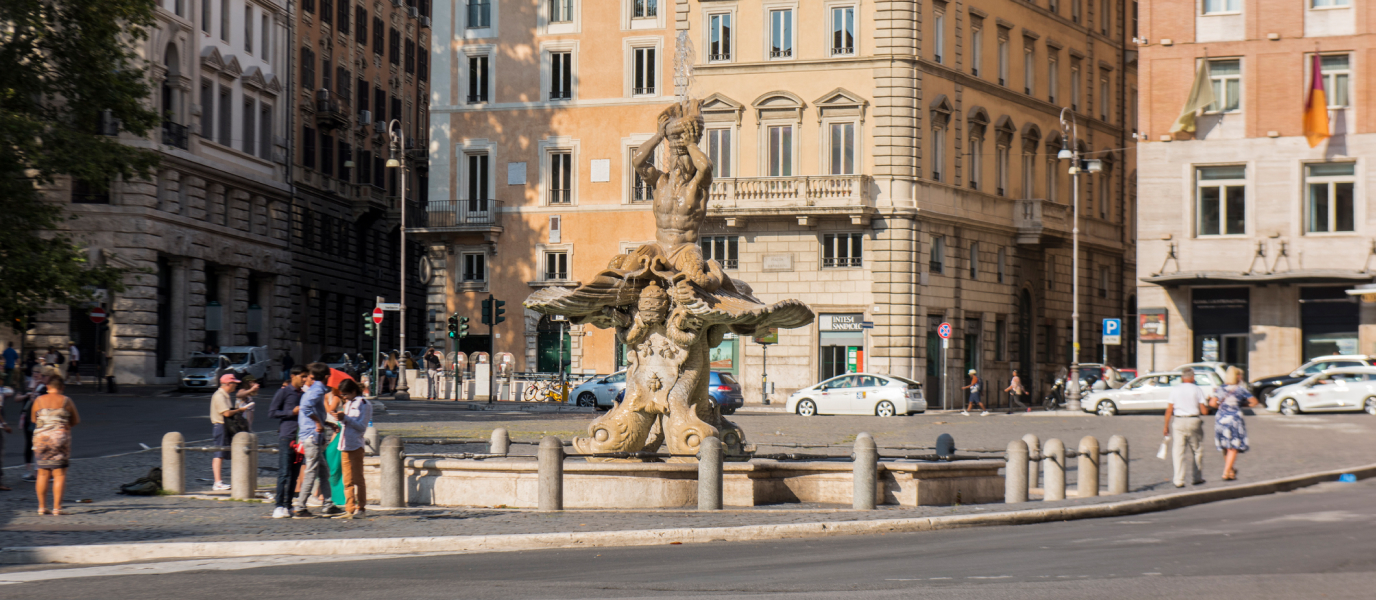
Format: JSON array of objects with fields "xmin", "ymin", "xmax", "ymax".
[{"xmin": 210, "ymin": 373, "xmax": 251, "ymax": 491}]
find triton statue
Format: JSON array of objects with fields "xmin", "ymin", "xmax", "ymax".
[{"xmin": 523, "ymin": 99, "xmax": 814, "ymax": 462}]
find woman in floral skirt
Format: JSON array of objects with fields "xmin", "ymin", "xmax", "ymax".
[{"xmin": 1210, "ymin": 366, "xmax": 1258, "ymax": 481}]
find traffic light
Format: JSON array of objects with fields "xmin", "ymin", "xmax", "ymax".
[
  {"xmin": 459, "ymin": 316, "xmax": 470, "ymax": 338},
  {"xmin": 362, "ymin": 313, "xmax": 375, "ymax": 338},
  {"xmin": 481, "ymin": 298, "xmax": 492, "ymax": 325},
  {"xmin": 447, "ymin": 313, "xmax": 459, "ymax": 338},
  {"xmin": 493, "ymin": 300, "xmax": 506, "ymax": 325}
]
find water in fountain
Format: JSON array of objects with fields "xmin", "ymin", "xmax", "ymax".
[{"xmin": 674, "ymin": 30, "xmax": 697, "ymax": 105}]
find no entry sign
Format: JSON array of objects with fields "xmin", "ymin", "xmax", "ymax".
[
  {"xmin": 937, "ymin": 322, "xmax": 952, "ymax": 339},
  {"xmin": 371, "ymin": 307, "xmax": 384, "ymax": 325},
  {"xmin": 89, "ymin": 307, "xmax": 107, "ymax": 324}
]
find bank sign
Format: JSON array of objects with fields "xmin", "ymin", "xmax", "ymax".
[{"xmin": 819, "ymin": 314, "xmax": 865, "ymax": 331}]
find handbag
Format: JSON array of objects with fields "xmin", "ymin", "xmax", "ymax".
[{"xmin": 224, "ymin": 412, "xmax": 250, "ymax": 437}]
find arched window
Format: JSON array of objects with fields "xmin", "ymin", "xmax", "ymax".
[{"xmin": 162, "ymin": 43, "xmax": 181, "ymax": 122}]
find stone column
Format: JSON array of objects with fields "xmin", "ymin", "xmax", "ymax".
[
  {"xmin": 186, "ymin": 258, "xmax": 207, "ymax": 352},
  {"xmin": 870, "ymin": 215, "xmax": 919, "ymax": 380},
  {"xmin": 168, "ymin": 258, "xmax": 190, "ymax": 370},
  {"xmin": 229, "ymin": 267, "xmax": 250, "ymax": 347}
]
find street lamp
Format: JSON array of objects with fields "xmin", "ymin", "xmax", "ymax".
[
  {"xmin": 1057, "ymin": 107, "xmax": 1083, "ymax": 413},
  {"xmin": 387, "ymin": 119, "xmax": 410, "ymax": 401}
]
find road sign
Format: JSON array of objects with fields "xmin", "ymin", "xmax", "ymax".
[
  {"xmin": 377, "ymin": 303, "xmax": 402, "ymax": 312},
  {"xmin": 371, "ymin": 307, "xmax": 384, "ymax": 324},
  {"xmin": 861, "ymin": 321, "xmax": 875, "ymax": 330},
  {"xmin": 1103, "ymin": 318, "xmax": 1122, "ymax": 346},
  {"xmin": 937, "ymin": 322, "xmax": 952, "ymax": 339},
  {"xmin": 88, "ymin": 307, "xmax": 107, "ymax": 324}
]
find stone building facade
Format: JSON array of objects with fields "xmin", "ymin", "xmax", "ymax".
[
  {"xmin": 1136, "ymin": 0, "xmax": 1376, "ymax": 378},
  {"xmin": 424, "ymin": 0, "xmax": 1138, "ymax": 406}
]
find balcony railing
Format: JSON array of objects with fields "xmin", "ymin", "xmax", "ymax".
[
  {"xmin": 708, "ymin": 174, "xmax": 870, "ymax": 208},
  {"xmin": 545, "ymin": 271, "xmax": 568, "ymax": 281},
  {"xmin": 822, "ymin": 257, "xmax": 862, "ymax": 268},
  {"xmin": 417, "ymin": 199, "xmax": 501, "ymax": 229},
  {"xmin": 550, "ymin": 89, "xmax": 571, "ymax": 100},
  {"xmin": 316, "ymin": 93, "xmax": 349, "ymax": 130},
  {"xmin": 709, "ymin": 53, "xmax": 732, "ymax": 61},
  {"xmin": 831, "ymin": 46, "xmax": 855, "ymax": 56},
  {"xmin": 633, "ymin": 86, "xmax": 656, "ymax": 96},
  {"xmin": 770, "ymin": 48, "xmax": 793, "ymax": 58},
  {"xmin": 467, "ymin": 93, "xmax": 487, "ymax": 103},
  {"xmin": 161, "ymin": 121, "xmax": 189, "ymax": 149}
]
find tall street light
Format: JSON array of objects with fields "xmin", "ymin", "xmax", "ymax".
[
  {"xmin": 1057, "ymin": 108, "xmax": 1082, "ymax": 413},
  {"xmin": 386, "ymin": 119, "xmax": 410, "ymax": 401}
]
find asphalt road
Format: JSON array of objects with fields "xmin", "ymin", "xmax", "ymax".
[{"xmin": 4, "ymin": 475, "xmax": 1373, "ymax": 598}]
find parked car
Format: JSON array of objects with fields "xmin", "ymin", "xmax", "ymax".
[
  {"xmin": 786, "ymin": 373, "xmax": 925, "ymax": 417},
  {"xmin": 1251, "ymin": 355, "xmax": 1376, "ymax": 399},
  {"xmin": 1175, "ymin": 362, "xmax": 1247, "ymax": 388},
  {"xmin": 178, "ymin": 353, "xmax": 230, "ymax": 391},
  {"xmin": 318, "ymin": 352, "xmax": 357, "ymax": 377},
  {"xmin": 218, "ymin": 346, "xmax": 271, "ymax": 381},
  {"xmin": 1265, "ymin": 367, "xmax": 1376, "ymax": 416},
  {"xmin": 569, "ymin": 370, "xmax": 627, "ymax": 409},
  {"xmin": 709, "ymin": 371, "xmax": 745, "ymax": 415},
  {"xmin": 1082, "ymin": 370, "xmax": 1223, "ymax": 416}
]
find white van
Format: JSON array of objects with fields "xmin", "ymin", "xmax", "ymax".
[{"xmin": 218, "ymin": 346, "xmax": 272, "ymax": 381}]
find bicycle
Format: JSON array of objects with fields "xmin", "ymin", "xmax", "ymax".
[{"xmin": 523, "ymin": 379, "xmax": 564, "ymax": 403}]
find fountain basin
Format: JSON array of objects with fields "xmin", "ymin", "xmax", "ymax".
[{"xmin": 363, "ymin": 458, "xmax": 1004, "ymax": 508}]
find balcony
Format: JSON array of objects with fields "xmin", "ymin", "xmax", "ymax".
[
  {"xmin": 1013, "ymin": 198, "xmax": 1070, "ymax": 246},
  {"xmin": 410, "ymin": 199, "xmax": 502, "ymax": 234},
  {"xmin": 404, "ymin": 138, "xmax": 427, "ymax": 165},
  {"xmin": 315, "ymin": 91, "xmax": 349, "ymax": 131},
  {"xmin": 707, "ymin": 175, "xmax": 874, "ymax": 226},
  {"xmin": 161, "ymin": 121, "xmax": 189, "ymax": 150}
]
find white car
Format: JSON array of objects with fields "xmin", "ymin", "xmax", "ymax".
[
  {"xmin": 1174, "ymin": 362, "xmax": 1247, "ymax": 388},
  {"xmin": 786, "ymin": 373, "xmax": 926, "ymax": 417},
  {"xmin": 218, "ymin": 346, "xmax": 272, "ymax": 381},
  {"xmin": 569, "ymin": 371, "xmax": 627, "ymax": 409},
  {"xmin": 1083, "ymin": 370, "xmax": 1223, "ymax": 416},
  {"xmin": 1266, "ymin": 367, "xmax": 1376, "ymax": 416}
]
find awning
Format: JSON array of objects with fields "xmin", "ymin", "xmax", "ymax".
[{"xmin": 1141, "ymin": 270, "xmax": 1374, "ymax": 286}]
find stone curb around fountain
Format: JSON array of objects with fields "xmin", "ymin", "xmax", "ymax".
[{"xmin": 5, "ymin": 462, "xmax": 1372, "ymax": 566}]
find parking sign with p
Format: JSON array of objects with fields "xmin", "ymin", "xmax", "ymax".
[{"xmin": 1103, "ymin": 318, "xmax": 1122, "ymax": 345}]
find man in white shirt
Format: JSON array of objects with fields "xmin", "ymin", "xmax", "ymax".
[{"xmin": 1164, "ymin": 367, "xmax": 1210, "ymax": 488}]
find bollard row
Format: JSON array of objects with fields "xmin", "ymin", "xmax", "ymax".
[{"xmin": 1005, "ymin": 434, "xmax": 1129, "ymax": 503}]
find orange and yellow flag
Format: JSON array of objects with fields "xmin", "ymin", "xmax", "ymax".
[{"xmin": 1304, "ymin": 54, "xmax": 1330, "ymax": 148}]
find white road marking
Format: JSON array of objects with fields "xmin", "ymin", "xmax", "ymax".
[{"xmin": 0, "ymin": 553, "xmax": 452, "ymax": 584}]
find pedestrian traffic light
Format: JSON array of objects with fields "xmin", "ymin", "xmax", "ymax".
[
  {"xmin": 362, "ymin": 313, "xmax": 375, "ymax": 338},
  {"xmin": 481, "ymin": 298, "xmax": 492, "ymax": 325},
  {"xmin": 493, "ymin": 299, "xmax": 506, "ymax": 325},
  {"xmin": 447, "ymin": 313, "xmax": 459, "ymax": 338},
  {"xmin": 459, "ymin": 316, "xmax": 470, "ymax": 338}
]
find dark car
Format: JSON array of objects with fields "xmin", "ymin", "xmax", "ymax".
[
  {"xmin": 1251, "ymin": 355, "xmax": 1376, "ymax": 399},
  {"xmin": 709, "ymin": 371, "xmax": 744, "ymax": 415}
]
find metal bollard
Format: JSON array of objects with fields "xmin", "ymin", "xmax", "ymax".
[
  {"xmin": 935, "ymin": 433, "xmax": 956, "ymax": 460},
  {"xmin": 490, "ymin": 427, "xmax": 510, "ymax": 457},
  {"xmin": 249, "ymin": 433, "xmax": 259, "ymax": 493},
  {"xmin": 852, "ymin": 432, "xmax": 878, "ymax": 510},
  {"xmin": 1078, "ymin": 436, "xmax": 1100, "ymax": 498},
  {"xmin": 1107, "ymin": 435, "xmax": 1129, "ymax": 495},
  {"xmin": 1023, "ymin": 433, "xmax": 1041, "ymax": 489},
  {"xmin": 231, "ymin": 432, "xmax": 255, "ymax": 500},
  {"xmin": 162, "ymin": 431, "xmax": 185, "ymax": 494},
  {"xmin": 380, "ymin": 436, "xmax": 405, "ymax": 508},
  {"xmin": 538, "ymin": 436, "xmax": 564, "ymax": 511},
  {"xmin": 697, "ymin": 436, "xmax": 723, "ymax": 511},
  {"xmin": 1043, "ymin": 438, "xmax": 1066, "ymax": 501},
  {"xmin": 364, "ymin": 426, "xmax": 380, "ymax": 456},
  {"xmin": 1005, "ymin": 439, "xmax": 1029, "ymax": 504}
]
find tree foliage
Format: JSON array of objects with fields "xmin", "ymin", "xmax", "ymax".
[{"xmin": 0, "ymin": 0, "xmax": 160, "ymax": 328}]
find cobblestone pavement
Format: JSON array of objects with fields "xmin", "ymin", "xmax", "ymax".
[{"xmin": 1, "ymin": 408, "xmax": 1372, "ymax": 551}]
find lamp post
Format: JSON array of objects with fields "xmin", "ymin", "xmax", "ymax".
[
  {"xmin": 386, "ymin": 120, "xmax": 410, "ymax": 401},
  {"xmin": 1057, "ymin": 108, "xmax": 1082, "ymax": 413}
]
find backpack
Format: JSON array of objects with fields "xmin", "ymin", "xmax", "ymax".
[
  {"xmin": 54, "ymin": 353, "xmax": 65, "ymax": 365},
  {"xmin": 118, "ymin": 467, "xmax": 163, "ymax": 496}
]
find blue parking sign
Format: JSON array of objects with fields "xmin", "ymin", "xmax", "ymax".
[{"xmin": 1103, "ymin": 318, "xmax": 1122, "ymax": 345}]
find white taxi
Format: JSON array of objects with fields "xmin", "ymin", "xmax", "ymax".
[
  {"xmin": 1266, "ymin": 367, "xmax": 1376, "ymax": 416},
  {"xmin": 786, "ymin": 373, "xmax": 926, "ymax": 417}
]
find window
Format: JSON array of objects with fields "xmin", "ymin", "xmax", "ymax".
[
  {"xmin": 1072, "ymin": 0, "xmax": 1081, "ymax": 22},
  {"xmin": 997, "ymin": 35, "xmax": 1008, "ymax": 86},
  {"xmin": 467, "ymin": 153, "xmax": 490, "ymax": 211},
  {"xmin": 549, "ymin": 151, "xmax": 572, "ymax": 204},
  {"xmin": 336, "ymin": 66, "xmax": 350, "ymax": 100},
  {"xmin": 1098, "ymin": 265, "xmax": 1110, "ymax": 298},
  {"xmin": 321, "ymin": 57, "xmax": 332, "ymax": 94},
  {"xmin": 242, "ymin": 97, "xmax": 255, "ymax": 154},
  {"xmin": 632, "ymin": 47, "xmax": 656, "ymax": 96},
  {"xmin": 301, "ymin": 48, "xmax": 315, "ymax": 90},
  {"xmin": 374, "ymin": 87, "xmax": 386, "ymax": 122},
  {"xmin": 244, "ymin": 6, "xmax": 253, "ymax": 53},
  {"xmin": 1100, "ymin": 76, "xmax": 1110, "ymax": 121},
  {"xmin": 405, "ymin": 40, "xmax": 415, "ymax": 74},
  {"xmin": 200, "ymin": 79, "xmax": 214, "ymax": 138},
  {"xmin": 1048, "ymin": 55, "xmax": 1059, "ymax": 103},
  {"xmin": 829, "ymin": 122, "xmax": 856, "ymax": 175},
  {"xmin": 303, "ymin": 0, "xmax": 313, "ymax": 13},
  {"xmin": 969, "ymin": 135, "xmax": 983, "ymax": 190},
  {"xmin": 995, "ymin": 318, "xmax": 1007, "ymax": 361},
  {"xmin": 633, "ymin": 0, "xmax": 657, "ymax": 19},
  {"xmin": 933, "ymin": 11, "xmax": 945, "ymax": 64},
  {"xmin": 1024, "ymin": 47, "xmax": 1035, "ymax": 95},
  {"xmin": 1208, "ymin": 59, "xmax": 1241, "ymax": 113},
  {"xmin": 1046, "ymin": 153, "xmax": 1059, "ymax": 201},
  {"xmin": 220, "ymin": 0, "xmax": 229, "ymax": 41},
  {"xmin": 630, "ymin": 147, "xmax": 652, "ymax": 202},
  {"xmin": 708, "ymin": 13, "xmax": 732, "ymax": 61},
  {"xmin": 1203, "ymin": 0, "xmax": 1239, "ymax": 13},
  {"xmin": 930, "ymin": 236, "xmax": 946, "ymax": 274},
  {"xmin": 1071, "ymin": 62, "xmax": 1081, "ymax": 111},
  {"xmin": 468, "ymin": 0, "xmax": 491, "ymax": 28},
  {"xmin": 261, "ymin": 15, "xmax": 270, "ymax": 61},
  {"xmin": 545, "ymin": 251, "xmax": 569, "ymax": 280},
  {"xmin": 550, "ymin": 51, "xmax": 573, "ymax": 100},
  {"xmin": 931, "ymin": 126, "xmax": 946, "ymax": 182},
  {"xmin": 1321, "ymin": 55, "xmax": 1350, "ymax": 108},
  {"xmin": 321, "ymin": 0, "xmax": 332, "ymax": 25},
  {"xmin": 1312, "ymin": 0, "xmax": 1352, "ymax": 6},
  {"xmin": 463, "ymin": 253, "xmax": 487, "ymax": 282},
  {"xmin": 970, "ymin": 26, "xmax": 982, "ymax": 76},
  {"xmin": 217, "ymin": 86, "xmax": 231, "ymax": 146},
  {"xmin": 706, "ymin": 128, "xmax": 731, "ymax": 178},
  {"xmin": 337, "ymin": 0, "xmax": 350, "ymax": 35},
  {"xmin": 768, "ymin": 125, "xmax": 793, "ymax": 177},
  {"xmin": 822, "ymin": 233, "xmax": 863, "ymax": 268},
  {"xmin": 550, "ymin": 0, "xmax": 573, "ymax": 23},
  {"xmin": 1306, "ymin": 163, "xmax": 1356, "ymax": 233},
  {"xmin": 1022, "ymin": 152, "xmax": 1036, "ymax": 198},
  {"xmin": 832, "ymin": 6, "xmax": 855, "ymax": 55},
  {"xmin": 303, "ymin": 126, "xmax": 316, "ymax": 169},
  {"xmin": 700, "ymin": 236, "xmax": 739, "ymax": 269},
  {"xmin": 1101, "ymin": 0, "xmax": 1111, "ymax": 34},
  {"xmin": 358, "ymin": 150, "xmax": 372, "ymax": 185},
  {"xmin": 968, "ymin": 242, "xmax": 979, "ymax": 279},
  {"xmin": 997, "ymin": 246, "xmax": 1007, "ymax": 284},
  {"xmin": 339, "ymin": 143, "xmax": 352, "ymax": 182},
  {"xmin": 468, "ymin": 55, "xmax": 489, "ymax": 103},
  {"xmin": 373, "ymin": 17, "xmax": 384, "ymax": 53},
  {"xmin": 357, "ymin": 7, "xmax": 367, "ymax": 45},
  {"xmin": 259, "ymin": 103, "xmax": 272, "ymax": 159},
  {"xmin": 995, "ymin": 143, "xmax": 1009, "ymax": 196},
  {"xmin": 321, "ymin": 133, "xmax": 334, "ymax": 176},
  {"xmin": 769, "ymin": 9, "xmax": 793, "ymax": 59},
  {"xmin": 389, "ymin": 28, "xmax": 400, "ymax": 65},
  {"xmin": 201, "ymin": 0, "xmax": 210, "ymax": 32},
  {"xmin": 1196, "ymin": 165, "xmax": 1246, "ymax": 236}
]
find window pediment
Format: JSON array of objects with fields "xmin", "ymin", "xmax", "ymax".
[
  {"xmin": 814, "ymin": 88, "xmax": 868, "ymax": 122},
  {"xmin": 200, "ymin": 46, "xmax": 225, "ymax": 71},
  {"xmin": 701, "ymin": 92, "xmax": 744, "ymax": 124},
  {"xmin": 752, "ymin": 91, "xmax": 805, "ymax": 122}
]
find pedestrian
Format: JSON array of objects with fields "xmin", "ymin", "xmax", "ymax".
[
  {"xmin": 1005, "ymin": 369, "xmax": 1028, "ymax": 409},
  {"xmin": 210, "ymin": 373, "xmax": 251, "ymax": 491},
  {"xmin": 382, "ymin": 352, "xmax": 399, "ymax": 394},
  {"xmin": 45, "ymin": 347, "xmax": 65, "ymax": 379},
  {"xmin": 31, "ymin": 373, "xmax": 79, "ymax": 515},
  {"xmin": 66, "ymin": 342, "xmax": 81, "ymax": 385},
  {"xmin": 236, "ymin": 377, "xmax": 262, "ymax": 428},
  {"xmin": 424, "ymin": 347, "xmax": 442, "ymax": 400},
  {"xmin": 321, "ymin": 369, "xmax": 354, "ymax": 508},
  {"xmin": 295, "ymin": 362, "xmax": 343, "ymax": 517},
  {"xmin": 3, "ymin": 342, "xmax": 18, "ymax": 387},
  {"xmin": 0, "ymin": 386, "xmax": 13, "ymax": 491},
  {"xmin": 1210, "ymin": 366, "xmax": 1258, "ymax": 481},
  {"xmin": 280, "ymin": 351, "xmax": 295, "ymax": 382},
  {"xmin": 23, "ymin": 350, "xmax": 38, "ymax": 378},
  {"xmin": 961, "ymin": 369, "xmax": 988, "ymax": 416},
  {"xmin": 331, "ymin": 379, "xmax": 372, "ymax": 518},
  {"xmin": 102, "ymin": 349, "xmax": 117, "ymax": 393},
  {"xmin": 20, "ymin": 367, "xmax": 52, "ymax": 482},
  {"xmin": 1164, "ymin": 367, "xmax": 1210, "ymax": 488},
  {"xmin": 268, "ymin": 366, "xmax": 306, "ymax": 518}
]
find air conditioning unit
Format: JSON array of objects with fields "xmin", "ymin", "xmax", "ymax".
[
  {"xmin": 420, "ymin": 16, "xmax": 431, "ymax": 28},
  {"xmin": 359, "ymin": 110, "xmax": 372, "ymax": 126},
  {"xmin": 391, "ymin": 0, "xmax": 403, "ymax": 6},
  {"xmin": 373, "ymin": 121, "xmax": 387, "ymax": 134},
  {"xmin": 408, "ymin": 7, "xmax": 419, "ymax": 18},
  {"xmin": 316, "ymin": 88, "xmax": 331, "ymax": 101}
]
